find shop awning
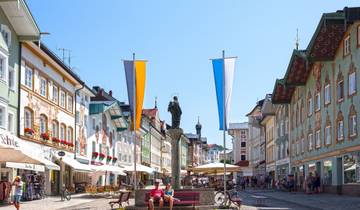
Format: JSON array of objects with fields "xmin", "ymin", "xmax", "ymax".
[
  {"xmin": 55, "ymin": 154, "xmax": 91, "ymax": 172},
  {"xmin": 91, "ymin": 165, "xmax": 126, "ymax": 176},
  {"xmin": 123, "ymin": 163, "xmax": 155, "ymax": 174},
  {"xmin": 6, "ymin": 162, "xmax": 45, "ymax": 172}
]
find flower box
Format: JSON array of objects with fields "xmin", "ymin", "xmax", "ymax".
[
  {"xmin": 40, "ymin": 133, "xmax": 50, "ymax": 141},
  {"xmin": 106, "ymin": 156, "xmax": 112, "ymax": 162},
  {"xmin": 60, "ymin": 140, "xmax": 66, "ymax": 145},
  {"xmin": 112, "ymin": 157, "xmax": 118, "ymax": 163},
  {"xmin": 24, "ymin": 128, "xmax": 34, "ymax": 136},
  {"xmin": 92, "ymin": 152, "xmax": 99, "ymax": 158},
  {"xmin": 99, "ymin": 153, "xmax": 106, "ymax": 160},
  {"xmin": 52, "ymin": 137, "xmax": 60, "ymax": 143},
  {"xmin": 68, "ymin": 142, "xmax": 74, "ymax": 147}
]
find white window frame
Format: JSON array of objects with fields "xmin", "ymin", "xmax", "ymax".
[
  {"xmin": 325, "ymin": 126, "xmax": 331, "ymax": 145},
  {"xmin": 338, "ymin": 120, "xmax": 344, "ymax": 141},
  {"xmin": 344, "ymin": 35, "xmax": 350, "ymax": 56},
  {"xmin": 349, "ymin": 72, "xmax": 356, "ymax": 96},
  {"xmin": 358, "ymin": 25, "xmax": 360, "ymax": 46},
  {"xmin": 0, "ymin": 50, "xmax": 8, "ymax": 83},
  {"xmin": 40, "ymin": 77, "xmax": 47, "ymax": 97},
  {"xmin": 8, "ymin": 66, "xmax": 14, "ymax": 90},
  {"xmin": 7, "ymin": 111, "xmax": 14, "ymax": 133},
  {"xmin": 308, "ymin": 133, "xmax": 313, "ymax": 151},
  {"xmin": 60, "ymin": 124, "xmax": 66, "ymax": 140},
  {"xmin": 350, "ymin": 115, "xmax": 357, "ymax": 137},
  {"xmin": 92, "ymin": 118, "xmax": 96, "ymax": 130},
  {"xmin": 315, "ymin": 130, "xmax": 321, "ymax": 148},
  {"xmin": 24, "ymin": 108, "xmax": 32, "ymax": 129},
  {"xmin": 52, "ymin": 85, "xmax": 58, "ymax": 103},
  {"xmin": 52, "ymin": 121, "xmax": 58, "ymax": 138},
  {"xmin": 308, "ymin": 97, "xmax": 313, "ymax": 116},
  {"xmin": 315, "ymin": 93, "xmax": 321, "ymax": 111},
  {"xmin": 337, "ymin": 80, "xmax": 344, "ymax": 101},
  {"xmin": 1, "ymin": 24, "xmax": 11, "ymax": 47},
  {"xmin": 324, "ymin": 84, "xmax": 330, "ymax": 105},
  {"xmin": 60, "ymin": 90, "xmax": 66, "ymax": 108},
  {"xmin": 301, "ymin": 138, "xmax": 304, "ymax": 153},
  {"xmin": 67, "ymin": 128, "xmax": 72, "ymax": 142},
  {"xmin": 0, "ymin": 103, "xmax": 6, "ymax": 129},
  {"xmin": 67, "ymin": 95, "xmax": 73, "ymax": 112},
  {"xmin": 25, "ymin": 66, "xmax": 33, "ymax": 89},
  {"xmin": 39, "ymin": 115, "xmax": 47, "ymax": 134}
]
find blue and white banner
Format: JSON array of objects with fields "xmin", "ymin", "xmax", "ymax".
[{"xmin": 212, "ymin": 57, "xmax": 236, "ymax": 130}]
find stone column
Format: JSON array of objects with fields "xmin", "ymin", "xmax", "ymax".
[{"xmin": 168, "ymin": 128, "xmax": 183, "ymax": 190}]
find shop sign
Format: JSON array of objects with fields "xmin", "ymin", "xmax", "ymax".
[
  {"xmin": 58, "ymin": 151, "xmax": 65, "ymax": 157},
  {"xmin": 6, "ymin": 162, "xmax": 45, "ymax": 172},
  {"xmin": 0, "ymin": 131, "xmax": 20, "ymax": 149}
]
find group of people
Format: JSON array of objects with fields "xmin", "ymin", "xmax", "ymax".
[
  {"xmin": 305, "ymin": 172, "xmax": 321, "ymax": 194},
  {"xmin": 148, "ymin": 180, "xmax": 177, "ymax": 210}
]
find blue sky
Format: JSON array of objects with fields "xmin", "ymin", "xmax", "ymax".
[{"xmin": 27, "ymin": 1, "xmax": 359, "ymax": 148}]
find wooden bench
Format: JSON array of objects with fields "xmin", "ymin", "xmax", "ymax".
[
  {"xmin": 144, "ymin": 191, "xmax": 200, "ymax": 208},
  {"xmin": 109, "ymin": 191, "xmax": 131, "ymax": 209}
]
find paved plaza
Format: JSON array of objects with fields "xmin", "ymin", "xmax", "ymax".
[{"xmin": 0, "ymin": 190, "xmax": 359, "ymax": 210}]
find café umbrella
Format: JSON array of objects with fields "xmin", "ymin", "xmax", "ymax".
[{"xmin": 191, "ymin": 162, "xmax": 241, "ymax": 174}]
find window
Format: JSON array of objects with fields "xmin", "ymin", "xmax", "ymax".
[
  {"xmin": 280, "ymin": 121, "xmax": 284, "ymax": 136},
  {"xmin": 358, "ymin": 25, "xmax": 360, "ymax": 46},
  {"xmin": 39, "ymin": 114, "xmax": 47, "ymax": 134},
  {"xmin": 7, "ymin": 112, "xmax": 13, "ymax": 133},
  {"xmin": 52, "ymin": 85, "xmax": 58, "ymax": 103},
  {"xmin": 40, "ymin": 77, "xmax": 47, "ymax": 97},
  {"xmin": 337, "ymin": 80, "xmax": 344, "ymax": 101},
  {"xmin": 349, "ymin": 72, "xmax": 356, "ymax": 96},
  {"xmin": 325, "ymin": 126, "xmax": 331, "ymax": 145},
  {"xmin": 349, "ymin": 115, "xmax": 357, "ymax": 137},
  {"xmin": 241, "ymin": 142, "xmax": 246, "ymax": 147},
  {"xmin": 67, "ymin": 127, "xmax": 73, "ymax": 143},
  {"xmin": 337, "ymin": 120, "xmax": 344, "ymax": 141},
  {"xmin": 60, "ymin": 90, "xmax": 66, "ymax": 108},
  {"xmin": 315, "ymin": 130, "xmax": 321, "ymax": 149},
  {"xmin": 24, "ymin": 108, "xmax": 33, "ymax": 129},
  {"xmin": 60, "ymin": 124, "xmax": 66, "ymax": 140},
  {"xmin": 8, "ymin": 67, "xmax": 14, "ymax": 90},
  {"xmin": 308, "ymin": 96, "xmax": 313, "ymax": 116},
  {"xmin": 308, "ymin": 133, "xmax": 313, "ymax": 151},
  {"xmin": 315, "ymin": 93, "xmax": 320, "ymax": 111},
  {"xmin": 92, "ymin": 118, "xmax": 96, "ymax": 130},
  {"xmin": 301, "ymin": 138, "xmax": 304, "ymax": 153},
  {"xmin": 85, "ymin": 95, "xmax": 89, "ymax": 102},
  {"xmin": 241, "ymin": 155, "xmax": 246, "ymax": 161},
  {"xmin": 0, "ymin": 105, "xmax": 5, "ymax": 128},
  {"xmin": 92, "ymin": 141, "xmax": 96, "ymax": 152},
  {"xmin": 343, "ymin": 154, "xmax": 359, "ymax": 184},
  {"xmin": 0, "ymin": 53, "xmax": 7, "ymax": 82},
  {"xmin": 67, "ymin": 95, "xmax": 73, "ymax": 112},
  {"xmin": 52, "ymin": 121, "xmax": 59, "ymax": 138},
  {"xmin": 344, "ymin": 35, "xmax": 350, "ymax": 56},
  {"xmin": 1, "ymin": 24, "xmax": 11, "ymax": 46},
  {"xmin": 324, "ymin": 84, "xmax": 330, "ymax": 105},
  {"xmin": 25, "ymin": 66, "xmax": 33, "ymax": 88},
  {"xmin": 84, "ymin": 115, "xmax": 88, "ymax": 127}
]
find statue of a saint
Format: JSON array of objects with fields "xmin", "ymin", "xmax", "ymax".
[{"xmin": 168, "ymin": 96, "xmax": 182, "ymax": 129}]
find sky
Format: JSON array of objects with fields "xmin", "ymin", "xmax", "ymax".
[{"xmin": 27, "ymin": 0, "xmax": 359, "ymax": 148}]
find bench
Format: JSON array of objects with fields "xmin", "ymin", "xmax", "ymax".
[
  {"xmin": 109, "ymin": 191, "xmax": 131, "ymax": 209},
  {"xmin": 144, "ymin": 191, "xmax": 200, "ymax": 208},
  {"xmin": 251, "ymin": 195, "xmax": 266, "ymax": 206}
]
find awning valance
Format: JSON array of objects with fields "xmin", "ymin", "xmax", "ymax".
[
  {"xmin": 91, "ymin": 165, "xmax": 126, "ymax": 176},
  {"xmin": 123, "ymin": 163, "xmax": 155, "ymax": 174},
  {"xmin": 55, "ymin": 153, "xmax": 91, "ymax": 172}
]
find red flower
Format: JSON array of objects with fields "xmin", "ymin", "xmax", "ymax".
[
  {"xmin": 24, "ymin": 128, "xmax": 34, "ymax": 135},
  {"xmin": 52, "ymin": 137, "xmax": 60, "ymax": 143},
  {"xmin": 60, "ymin": 140, "xmax": 66, "ymax": 145},
  {"xmin": 69, "ymin": 142, "xmax": 74, "ymax": 147},
  {"xmin": 99, "ymin": 153, "xmax": 106, "ymax": 160},
  {"xmin": 40, "ymin": 133, "xmax": 49, "ymax": 140},
  {"xmin": 112, "ymin": 157, "xmax": 118, "ymax": 162},
  {"xmin": 92, "ymin": 152, "xmax": 99, "ymax": 158},
  {"xmin": 106, "ymin": 156, "xmax": 112, "ymax": 162}
]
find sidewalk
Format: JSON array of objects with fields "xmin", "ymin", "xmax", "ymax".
[
  {"xmin": 250, "ymin": 190, "xmax": 360, "ymax": 210},
  {"xmin": 0, "ymin": 193, "xmax": 104, "ymax": 210}
]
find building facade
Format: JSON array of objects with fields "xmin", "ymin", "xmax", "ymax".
[{"xmin": 271, "ymin": 7, "xmax": 360, "ymax": 195}]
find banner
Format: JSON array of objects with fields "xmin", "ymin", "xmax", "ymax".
[
  {"xmin": 124, "ymin": 60, "xmax": 146, "ymax": 130},
  {"xmin": 212, "ymin": 57, "xmax": 236, "ymax": 130}
]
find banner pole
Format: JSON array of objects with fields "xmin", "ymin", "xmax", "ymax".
[
  {"xmin": 133, "ymin": 52, "xmax": 137, "ymax": 190},
  {"xmin": 222, "ymin": 50, "xmax": 227, "ymax": 203}
]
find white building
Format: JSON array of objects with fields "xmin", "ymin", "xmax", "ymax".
[
  {"xmin": 206, "ymin": 144, "xmax": 223, "ymax": 163},
  {"xmin": 228, "ymin": 122, "xmax": 249, "ymax": 164}
]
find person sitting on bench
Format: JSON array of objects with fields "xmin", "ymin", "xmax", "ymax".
[
  {"xmin": 164, "ymin": 183, "xmax": 174, "ymax": 210},
  {"xmin": 148, "ymin": 180, "xmax": 164, "ymax": 210}
]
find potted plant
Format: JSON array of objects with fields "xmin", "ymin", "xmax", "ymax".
[
  {"xmin": 69, "ymin": 142, "xmax": 74, "ymax": 147},
  {"xmin": 99, "ymin": 153, "xmax": 106, "ymax": 161},
  {"xmin": 52, "ymin": 137, "xmax": 60, "ymax": 143},
  {"xmin": 60, "ymin": 140, "xmax": 66, "ymax": 145},
  {"xmin": 40, "ymin": 132, "xmax": 50, "ymax": 141},
  {"xmin": 24, "ymin": 127, "xmax": 34, "ymax": 136},
  {"xmin": 106, "ymin": 156, "xmax": 112, "ymax": 162},
  {"xmin": 92, "ymin": 152, "xmax": 99, "ymax": 159},
  {"xmin": 112, "ymin": 157, "xmax": 118, "ymax": 163}
]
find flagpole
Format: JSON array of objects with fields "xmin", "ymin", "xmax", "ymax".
[
  {"xmin": 222, "ymin": 50, "xmax": 227, "ymax": 202},
  {"xmin": 133, "ymin": 52, "xmax": 137, "ymax": 190}
]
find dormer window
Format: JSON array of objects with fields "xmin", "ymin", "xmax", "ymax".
[
  {"xmin": 1, "ymin": 24, "xmax": 11, "ymax": 47},
  {"xmin": 344, "ymin": 35, "xmax": 350, "ymax": 56}
]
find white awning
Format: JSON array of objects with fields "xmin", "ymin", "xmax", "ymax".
[
  {"xmin": 123, "ymin": 164, "xmax": 155, "ymax": 174},
  {"xmin": 6, "ymin": 162, "xmax": 45, "ymax": 172},
  {"xmin": 55, "ymin": 154, "xmax": 91, "ymax": 172},
  {"xmin": 91, "ymin": 165, "xmax": 126, "ymax": 176},
  {"xmin": 21, "ymin": 141, "xmax": 60, "ymax": 171}
]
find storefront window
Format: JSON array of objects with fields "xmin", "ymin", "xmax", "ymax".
[
  {"xmin": 323, "ymin": 160, "xmax": 332, "ymax": 185},
  {"xmin": 343, "ymin": 154, "xmax": 359, "ymax": 184}
]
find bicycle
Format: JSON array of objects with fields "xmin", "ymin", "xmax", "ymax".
[
  {"xmin": 214, "ymin": 185, "xmax": 242, "ymax": 208},
  {"xmin": 60, "ymin": 187, "xmax": 71, "ymax": 201}
]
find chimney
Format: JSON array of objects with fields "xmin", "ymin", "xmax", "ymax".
[{"xmin": 109, "ymin": 90, "xmax": 112, "ymax": 97}]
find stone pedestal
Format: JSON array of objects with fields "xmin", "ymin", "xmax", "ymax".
[{"xmin": 167, "ymin": 128, "xmax": 183, "ymax": 190}]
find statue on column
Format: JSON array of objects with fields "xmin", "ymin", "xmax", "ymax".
[{"xmin": 168, "ymin": 96, "xmax": 182, "ymax": 129}]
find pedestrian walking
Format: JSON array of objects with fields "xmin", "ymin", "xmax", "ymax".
[{"xmin": 12, "ymin": 176, "xmax": 23, "ymax": 210}]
